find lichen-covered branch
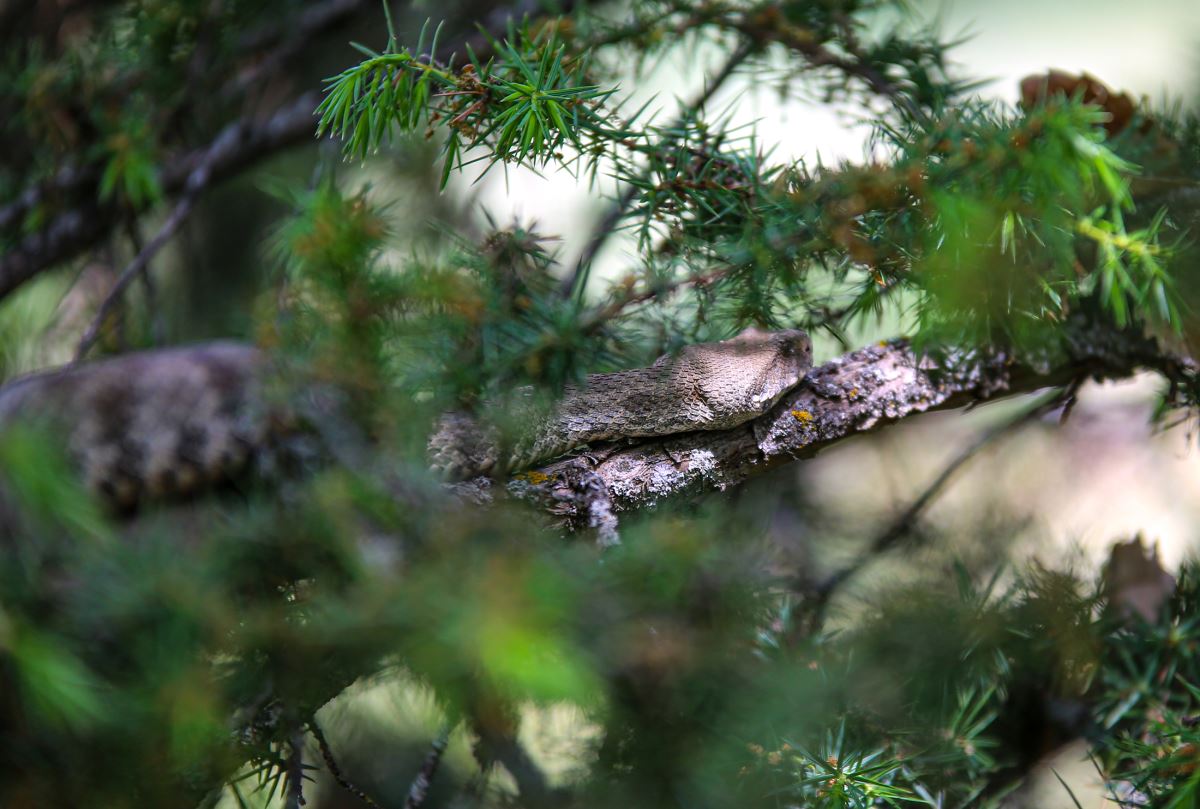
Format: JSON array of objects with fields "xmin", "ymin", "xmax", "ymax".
[
  {"xmin": 492, "ymin": 321, "xmax": 1189, "ymax": 528},
  {"xmin": 0, "ymin": 319, "xmax": 1189, "ymax": 536}
]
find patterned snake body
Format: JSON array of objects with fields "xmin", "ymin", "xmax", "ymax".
[
  {"xmin": 0, "ymin": 329, "xmax": 811, "ymax": 505},
  {"xmin": 0, "ymin": 343, "xmax": 271, "ymax": 508},
  {"xmin": 429, "ymin": 328, "xmax": 812, "ymax": 477}
]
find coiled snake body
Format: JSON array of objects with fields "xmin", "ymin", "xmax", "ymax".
[
  {"xmin": 428, "ymin": 328, "xmax": 812, "ymax": 477},
  {"xmin": 0, "ymin": 329, "xmax": 811, "ymax": 508}
]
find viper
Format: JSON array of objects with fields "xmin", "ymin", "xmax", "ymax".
[{"xmin": 0, "ymin": 329, "xmax": 811, "ymax": 508}]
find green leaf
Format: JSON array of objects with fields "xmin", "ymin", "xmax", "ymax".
[{"xmin": 440, "ymin": 130, "xmax": 459, "ymax": 189}]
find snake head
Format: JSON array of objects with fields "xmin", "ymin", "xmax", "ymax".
[{"xmin": 719, "ymin": 327, "xmax": 813, "ymax": 408}]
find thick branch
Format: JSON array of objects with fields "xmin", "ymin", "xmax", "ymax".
[
  {"xmin": 498, "ymin": 323, "xmax": 1185, "ymax": 525},
  {"xmin": 0, "ymin": 321, "xmax": 1187, "ymax": 531},
  {"xmin": 0, "ymin": 323, "xmax": 1187, "ymax": 802}
]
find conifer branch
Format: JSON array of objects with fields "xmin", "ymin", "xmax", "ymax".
[
  {"xmin": 310, "ymin": 720, "xmax": 383, "ymax": 809},
  {"xmin": 806, "ymin": 383, "xmax": 1078, "ymax": 627},
  {"xmin": 284, "ymin": 730, "xmax": 306, "ymax": 809},
  {"xmin": 486, "ymin": 319, "xmax": 1191, "ymax": 525},
  {"xmin": 0, "ymin": 92, "xmax": 322, "ymax": 303},
  {"xmin": 559, "ymin": 40, "xmax": 755, "ymax": 298},
  {"xmin": 74, "ymin": 124, "xmax": 235, "ymax": 361}
]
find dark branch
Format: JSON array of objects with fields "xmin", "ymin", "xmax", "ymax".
[
  {"xmin": 0, "ymin": 92, "xmax": 323, "ymax": 302},
  {"xmin": 404, "ymin": 731, "xmax": 450, "ymax": 809},
  {"xmin": 284, "ymin": 730, "xmax": 306, "ymax": 809},
  {"xmin": 224, "ymin": 0, "xmax": 368, "ymax": 99},
  {"xmin": 0, "ymin": 0, "xmax": 586, "ymax": 304},
  {"xmin": 310, "ymin": 719, "xmax": 383, "ymax": 809},
  {"xmin": 234, "ymin": 0, "xmax": 366, "ymax": 57},
  {"xmin": 0, "ymin": 162, "xmax": 98, "ymax": 235},
  {"xmin": 74, "ymin": 124, "xmax": 236, "ymax": 361},
  {"xmin": 0, "ymin": 0, "xmax": 365, "ymax": 240},
  {"xmin": 806, "ymin": 384, "xmax": 1076, "ymax": 626}
]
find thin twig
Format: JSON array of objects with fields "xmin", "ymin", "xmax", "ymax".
[
  {"xmin": 470, "ymin": 723, "xmax": 557, "ymax": 808},
  {"xmin": 309, "ymin": 719, "xmax": 383, "ymax": 808},
  {"xmin": 122, "ymin": 217, "xmax": 165, "ymax": 346},
  {"xmin": 558, "ymin": 40, "xmax": 755, "ymax": 299},
  {"xmin": 807, "ymin": 385, "xmax": 1073, "ymax": 625},
  {"xmin": 455, "ymin": 0, "xmax": 583, "ymax": 63},
  {"xmin": 1057, "ymin": 375, "xmax": 1085, "ymax": 425},
  {"xmin": 231, "ymin": 782, "xmax": 252, "ymax": 809},
  {"xmin": 284, "ymin": 730, "xmax": 306, "ymax": 809},
  {"xmin": 404, "ymin": 730, "xmax": 450, "ymax": 809},
  {"xmin": 225, "ymin": 0, "xmax": 366, "ymax": 100},
  {"xmin": 562, "ymin": 258, "xmax": 884, "ymax": 357},
  {"xmin": 0, "ymin": 0, "xmax": 584, "ymax": 304},
  {"xmin": 73, "ymin": 125, "xmax": 241, "ymax": 362},
  {"xmin": 827, "ymin": 11, "xmax": 928, "ymax": 124},
  {"xmin": 578, "ymin": 264, "xmax": 730, "ymax": 332},
  {"xmin": 737, "ymin": 16, "xmax": 927, "ymax": 125},
  {"xmin": 0, "ymin": 162, "xmax": 95, "ymax": 235}
]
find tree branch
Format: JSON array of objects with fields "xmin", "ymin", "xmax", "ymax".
[
  {"xmin": 404, "ymin": 731, "xmax": 450, "ymax": 809},
  {"xmin": 0, "ymin": 322, "xmax": 1189, "ymax": 802},
  {"xmin": 284, "ymin": 730, "xmax": 306, "ymax": 809},
  {"xmin": 0, "ymin": 321, "xmax": 1188, "ymax": 530},
  {"xmin": 559, "ymin": 40, "xmax": 755, "ymax": 298},
  {"xmin": 0, "ymin": 92, "xmax": 323, "ymax": 302},
  {"xmin": 483, "ymin": 321, "xmax": 1189, "ymax": 528},
  {"xmin": 0, "ymin": 0, "xmax": 586, "ymax": 303},
  {"xmin": 74, "ymin": 123, "xmax": 236, "ymax": 361},
  {"xmin": 310, "ymin": 719, "xmax": 383, "ymax": 808},
  {"xmin": 805, "ymin": 383, "xmax": 1078, "ymax": 627},
  {"xmin": 0, "ymin": 0, "xmax": 366, "ymax": 242}
]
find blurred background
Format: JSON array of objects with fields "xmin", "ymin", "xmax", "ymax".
[{"xmin": 447, "ymin": 0, "xmax": 1200, "ymax": 577}]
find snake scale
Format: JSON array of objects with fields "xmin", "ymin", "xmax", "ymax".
[{"xmin": 0, "ymin": 329, "xmax": 811, "ymax": 508}]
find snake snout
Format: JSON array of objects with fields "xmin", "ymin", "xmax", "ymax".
[{"xmin": 773, "ymin": 329, "xmax": 812, "ymax": 361}]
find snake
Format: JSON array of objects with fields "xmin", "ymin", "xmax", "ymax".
[{"xmin": 0, "ymin": 329, "xmax": 811, "ymax": 508}]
